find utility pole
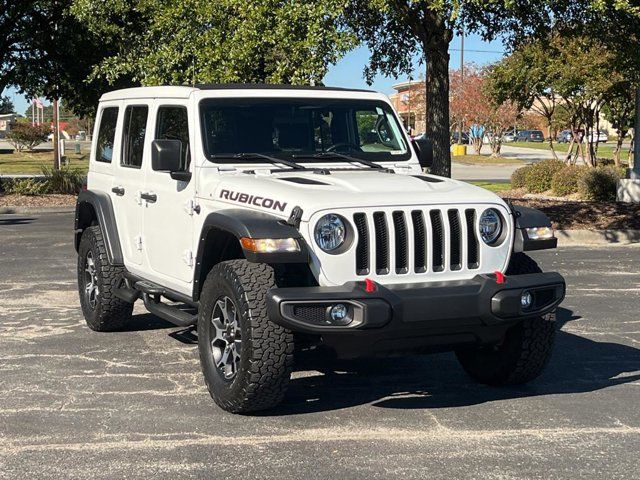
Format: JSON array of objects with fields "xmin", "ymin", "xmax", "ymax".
[
  {"xmin": 457, "ymin": 29, "xmax": 464, "ymax": 145},
  {"xmin": 52, "ymin": 98, "xmax": 60, "ymax": 170},
  {"xmin": 633, "ymin": 85, "xmax": 640, "ymax": 179}
]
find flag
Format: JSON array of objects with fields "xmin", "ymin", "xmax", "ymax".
[{"xmin": 33, "ymin": 98, "xmax": 44, "ymax": 108}]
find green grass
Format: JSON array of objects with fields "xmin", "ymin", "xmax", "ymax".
[
  {"xmin": 0, "ymin": 150, "xmax": 89, "ymax": 174},
  {"xmin": 469, "ymin": 181, "xmax": 512, "ymax": 193},
  {"xmin": 509, "ymin": 141, "xmax": 617, "ymax": 160},
  {"xmin": 453, "ymin": 154, "xmax": 523, "ymax": 165}
]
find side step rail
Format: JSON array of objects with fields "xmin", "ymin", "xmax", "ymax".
[
  {"xmin": 120, "ymin": 277, "xmax": 198, "ymax": 327},
  {"xmin": 141, "ymin": 292, "xmax": 197, "ymax": 327}
]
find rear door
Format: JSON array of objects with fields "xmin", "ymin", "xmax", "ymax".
[
  {"xmin": 111, "ymin": 103, "xmax": 150, "ymax": 266},
  {"xmin": 142, "ymin": 101, "xmax": 195, "ymax": 285}
]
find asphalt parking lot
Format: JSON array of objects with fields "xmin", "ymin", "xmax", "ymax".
[{"xmin": 1, "ymin": 212, "xmax": 639, "ymax": 479}]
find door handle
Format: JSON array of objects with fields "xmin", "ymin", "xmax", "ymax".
[
  {"xmin": 111, "ymin": 186, "xmax": 125, "ymax": 196},
  {"xmin": 140, "ymin": 192, "xmax": 157, "ymax": 203}
]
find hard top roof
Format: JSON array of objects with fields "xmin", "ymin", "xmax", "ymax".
[{"xmin": 99, "ymin": 84, "xmax": 376, "ymax": 102}]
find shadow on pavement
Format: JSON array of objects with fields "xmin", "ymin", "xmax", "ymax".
[
  {"xmin": 0, "ymin": 217, "xmax": 35, "ymax": 226},
  {"xmin": 262, "ymin": 308, "xmax": 640, "ymax": 415}
]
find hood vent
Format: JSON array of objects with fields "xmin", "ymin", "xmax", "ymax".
[
  {"xmin": 413, "ymin": 175, "xmax": 443, "ymax": 183},
  {"xmin": 280, "ymin": 177, "xmax": 329, "ymax": 185}
]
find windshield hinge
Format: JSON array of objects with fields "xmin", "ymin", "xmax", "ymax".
[{"xmin": 286, "ymin": 206, "xmax": 303, "ymax": 229}]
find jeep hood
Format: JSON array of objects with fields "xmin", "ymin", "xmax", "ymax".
[{"xmin": 203, "ymin": 169, "xmax": 507, "ymax": 221}]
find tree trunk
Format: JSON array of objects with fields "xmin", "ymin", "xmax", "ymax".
[
  {"xmin": 424, "ymin": 43, "xmax": 451, "ymax": 177},
  {"xmin": 613, "ymin": 131, "xmax": 624, "ymax": 167}
]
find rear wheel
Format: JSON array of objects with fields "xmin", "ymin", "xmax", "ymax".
[
  {"xmin": 77, "ymin": 226, "xmax": 133, "ymax": 331},
  {"xmin": 198, "ymin": 260, "xmax": 294, "ymax": 413},
  {"xmin": 455, "ymin": 253, "xmax": 556, "ymax": 385}
]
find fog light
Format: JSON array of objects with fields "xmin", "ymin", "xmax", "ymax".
[
  {"xmin": 521, "ymin": 291, "xmax": 533, "ymax": 309},
  {"xmin": 329, "ymin": 304, "xmax": 350, "ymax": 325}
]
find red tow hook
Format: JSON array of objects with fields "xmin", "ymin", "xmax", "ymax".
[
  {"xmin": 364, "ymin": 278, "xmax": 377, "ymax": 293},
  {"xmin": 494, "ymin": 271, "xmax": 506, "ymax": 285}
]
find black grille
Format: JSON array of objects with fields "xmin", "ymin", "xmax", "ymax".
[
  {"xmin": 448, "ymin": 209, "xmax": 462, "ymax": 271},
  {"xmin": 354, "ymin": 213, "xmax": 369, "ymax": 275},
  {"xmin": 292, "ymin": 305, "xmax": 326, "ymax": 324},
  {"xmin": 411, "ymin": 210, "xmax": 427, "ymax": 273},
  {"xmin": 392, "ymin": 211, "xmax": 408, "ymax": 274},
  {"xmin": 352, "ymin": 207, "xmax": 483, "ymax": 276},
  {"xmin": 373, "ymin": 212, "xmax": 389, "ymax": 275},
  {"xmin": 465, "ymin": 209, "xmax": 479, "ymax": 269},
  {"xmin": 430, "ymin": 210, "xmax": 445, "ymax": 272}
]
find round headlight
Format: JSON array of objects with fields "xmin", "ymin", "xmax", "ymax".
[
  {"xmin": 314, "ymin": 214, "xmax": 346, "ymax": 252},
  {"xmin": 479, "ymin": 209, "xmax": 503, "ymax": 245}
]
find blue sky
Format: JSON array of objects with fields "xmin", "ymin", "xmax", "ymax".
[{"xmin": 3, "ymin": 32, "xmax": 504, "ymax": 115}]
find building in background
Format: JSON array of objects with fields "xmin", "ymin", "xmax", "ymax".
[
  {"xmin": 388, "ymin": 80, "xmax": 426, "ymax": 135},
  {"xmin": 0, "ymin": 113, "xmax": 17, "ymax": 139}
]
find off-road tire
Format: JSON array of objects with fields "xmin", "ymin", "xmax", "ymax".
[
  {"xmin": 198, "ymin": 260, "xmax": 294, "ymax": 413},
  {"xmin": 77, "ymin": 225, "xmax": 133, "ymax": 331},
  {"xmin": 455, "ymin": 253, "xmax": 556, "ymax": 385}
]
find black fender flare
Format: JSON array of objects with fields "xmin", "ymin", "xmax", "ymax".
[
  {"xmin": 192, "ymin": 209, "xmax": 311, "ymax": 300},
  {"xmin": 75, "ymin": 190, "xmax": 124, "ymax": 265},
  {"xmin": 512, "ymin": 205, "xmax": 557, "ymax": 251}
]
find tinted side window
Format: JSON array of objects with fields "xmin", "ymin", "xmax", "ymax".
[
  {"xmin": 96, "ymin": 107, "xmax": 119, "ymax": 163},
  {"xmin": 121, "ymin": 105, "xmax": 148, "ymax": 168},
  {"xmin": 155, "ymin": 106, "xmax": 190, "ymax": 170}
]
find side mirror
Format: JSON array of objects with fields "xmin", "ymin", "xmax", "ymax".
[
  {"xmin": 151, "ymin": 139, "xmax": 191, "ymax": 181},
  {"xmin": 412, "ymin": 138, "xmax": 433, "ymax": 169}
]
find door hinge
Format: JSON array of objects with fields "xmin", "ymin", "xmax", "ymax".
[
  {"xmin": 134, "ymin": 235, "xmax": 143, "ymax": 251},
  {"xmin": 185, "ymin": 199, "xmax": 200, "ymax": 216},
  {"xmin": 183, "ymin": 250, "xmax": 194, "ymax": 267}
]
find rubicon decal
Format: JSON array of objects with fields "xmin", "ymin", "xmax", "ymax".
[{"xmin": 220, "ymin": 189, "xmax": 287, "ymax": 212}]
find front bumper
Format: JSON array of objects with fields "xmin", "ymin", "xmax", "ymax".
[{"xmin": 266, "ymin": 272, "xmax": 565, "ymax": 357}]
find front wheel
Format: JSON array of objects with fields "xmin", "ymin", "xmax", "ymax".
[
  {"xmin": 198, "ymin": 260, "xmax": 294, "ymax": 413},
  {"xmin": 455, "ymin": 253, "xmax": 556, "ymax": 385}
]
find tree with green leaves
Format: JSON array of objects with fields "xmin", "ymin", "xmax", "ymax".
[
  {"xmin": 0, "ymin": 96, "xmax": 14, "ymax": 114},
  {"xmin": 486, "ymin": 41, "xmax": 561, "ymax": 159},
  {"xmin": 603, "ymin": 84, "xmax": 636, "ymax": 167},
  {"xmin": 343, "ymin": 1, "xmax": 640, "ymax": 177},
  {"xmin": 71, "ymin": 0, "xmax": 356, "ymax": 87}
]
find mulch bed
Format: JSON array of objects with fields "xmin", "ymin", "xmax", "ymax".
[
  {"xmin": 501, "ymin": 194, "xmax": 640, "ymax": 230},
  {"xmin": 0, "ymin": 194, "xmax": 77, "ymax": 208}
]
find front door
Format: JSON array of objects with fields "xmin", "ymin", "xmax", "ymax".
[
  {"xmin": 111, "ymin": 104, "xmax": 149, "ymax": 266},
  {"xmin": 143, "ymin": 101, "xmax": 195, "ymax": 286}
]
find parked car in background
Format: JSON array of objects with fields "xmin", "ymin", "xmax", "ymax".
[
  {"xmin": 556, "ymin": 130, "xmax": 572, "ymax": 143},
  {"xmin": 450, "ymin": 131, "xmax": 469, "ymax": 144},
  {"xmin": 516, "ymin": 130, "xmax": 544, "ymax": 142},
  {"xmin": 502, "ymin": 131, "xmax": 516, "ymax": 143},
  {"xmin": 589, "ymin": 130, "xmax": 608, "ymax": 143}
]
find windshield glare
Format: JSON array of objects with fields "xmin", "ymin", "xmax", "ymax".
[{"xmin": 200, "ymin": 98, "xmax": 409, "ymax": 163}]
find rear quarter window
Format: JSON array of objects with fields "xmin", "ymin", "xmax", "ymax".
[{"xmin": 95, "ymin": 107, "xmax": 119, "ymax": 163}]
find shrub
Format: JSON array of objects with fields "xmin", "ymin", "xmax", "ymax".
[
  {"xmin": 524, "ymin": 159, "xmax": 565, "ymax": 193},
  {"xmin": 41, "ymin": 166, "xmax": 84, "ymax": 194},
  {"xmin": 6, "ymin": 123, "xmax": 50, "ymax": 151},
  {"xmin": 510, "ymin": 165, "xmax": 532, "ymax": 189},
  {"xmin": 578, "ymin": 166, "xmax": 623, "ymax": 202},
  {"xmin": 5, "ymin": 178, "xmax": 50, "ymax": 195},
  {"xmin": 551, "ymin": 165, "xmax": 587, "ymax": 196}
]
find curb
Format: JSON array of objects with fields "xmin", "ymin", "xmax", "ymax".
[
  {"xmin": 556, "ymin": 229, "xmax": 640, "ymax": 246},
  {"xmin": 0, "ymin": 205, "xmax": 75, "ymax": 215}
]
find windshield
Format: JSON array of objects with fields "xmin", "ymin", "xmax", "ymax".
[{"xmin": 200, "ymin": 98, "xmax": 409, "ymax": 163}]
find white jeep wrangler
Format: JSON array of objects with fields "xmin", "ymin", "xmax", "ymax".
[{"xmin": 75, "ymin": 85, "xmax": 565, "ymax": 413}]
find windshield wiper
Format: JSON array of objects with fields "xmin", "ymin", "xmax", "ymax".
[
  {"xmin": 294, "ymin": 151, "xmax": 384, "ymax": 169},
  {"xmin": 211, "ymin": 152, "xmax": 306, "ymax": 170}
]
